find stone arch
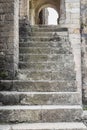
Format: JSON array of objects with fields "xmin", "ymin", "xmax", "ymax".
[
  {"xmin": 38, "ymin": 4, "xmax": 59, "ymax": 15},
  {"xmin": 32, "ymin": 0, "xmax": 61, "ymax": 24},
  {"xmin": 36, "ymin": 4, "xmax": 59, "ymax": 24},
  {"xmin": 19, "ymin": 0, "xmax": 66, "ymax": 25}
]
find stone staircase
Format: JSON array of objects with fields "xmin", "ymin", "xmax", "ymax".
[{"xmin": 0, "ymin": 25, "xmax": 87, "ymax": 130}]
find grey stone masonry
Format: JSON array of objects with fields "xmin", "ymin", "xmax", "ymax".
[
  {"xmin": 0, "ymin": 24, "xmax": 86, "ymax": 129},
  {"xmin": 0, "ymin": 0, "xmax": 19, "ymax": 80}
]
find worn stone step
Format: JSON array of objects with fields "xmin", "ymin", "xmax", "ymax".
[
  {"xmin": 0, "ymin": 122, "xmax": 86, "ymax": 130},
  {"xmin": 31, "ymin": 26, "xmax": 68, "ymax": 32},
  {"xmin": 19, "ymin": 47, "xmax": 72, "ymax": 54},
  {"xmin": 19, "ymin": 62, "xmax": 74, "ymax": 70},
  {"xmin": 31, "ymin": 31, "xmax": 68, "ymax": 37},
  {"xmin": 0, "ymin": 105, "xmax": 82, "ymax": 123},
  {"xmin": 19, "ymin": 36, "xmax": 68, "ymax": 42},
  {"xmin": 19, "ymin": 54, "xmax": 74, "ymax": 63},
  {"xmin": 0, "ymin": 80, "xmax": 77, "ymax": 92},
  {"xmin": 17, "ymin": 70, "xmax": 76, "ymax": 81},
  {"xmin": 0, "ymin": 92, "xmax": 80, "ymax": 105},
  {"xmin": 19, "ymin": 41, "xmax": 69, "ymax": 48}
]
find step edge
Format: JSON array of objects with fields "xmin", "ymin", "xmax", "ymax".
[
  {"xmin": 0, "ymin": 122, "xmax": 86, "ymax": 130},
  {"xmin": 0, "ymin": 105, "xmax": 82, "ymax": 110}
]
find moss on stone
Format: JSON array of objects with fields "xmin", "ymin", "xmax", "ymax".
[{"xmin": 0, "ymin": 71, "xmax": 8, "ymax": 79}]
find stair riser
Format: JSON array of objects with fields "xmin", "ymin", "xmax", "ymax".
[
  {"xmin": 19, "ymin": 47, "xmax": 72, "ymax": 54},
  {"xmin": 32, "ymin": 32, "xmax": 68, "ymax": 37},
  {"xmin": 19, "ymin": 62, "xmax": 74, "ymax": 71},
  {"xmin": 19, "ymin": 41, "xmax": 69, "ymax": 48},
  {"xmin": 0, "ymin": 93, "xmax": 80, "ymax": 105},
  {"xmin": 19, "ymin": 54, "xmax": 74, "ymax": 63},
  {"xmin": 19, "ymin": 36, "xmax": 68, "ymax": 42},
  {"xmin": 32, "ymin": 27, "xmax": 68, "ymax": 32},
  {"xmin": 0, "ymin": 81, "xmax": 77, "ymax": 92},
  {"xmin": 0, "ymin": 109, "xmax": 82, "ymax": 123},
  {"xmin": 18, "ymin": 71, "xmax": 75, "ymax": 80}
]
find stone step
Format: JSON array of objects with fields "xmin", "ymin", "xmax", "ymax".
[
  {"xmin": 19, "ymin": 41, "xmax": 69, "ymax": 48},
  {"xmin": 19, "ymin": 54, "xmax": 74, "ymax": 63},
  {"xmin": 31, "ymin": 31, "xmax": 68, "ymax": 37},
  {"xmin": 17, "ymin": 70, "xmax": 76, "ymax": 81},
  {"xmin": 0, "ymin": 80, "xmax": 77, "ymax": 92},
  {"xmin": 0, "ymin": 122, "xmax": 87, "ymax": 130},
  {"xmin": 19, "ymin": 61, "xmax": 74, "ymax": 70},
  {"xmin": 0, "ymin": 92, "xmax": 80, "ymax": 105},
  {"xmin": 0, "ymin": 105, "xmax": 82, "ymax": 123},
  {"xmin": 31, "ymin": 26, "xmax": 68, "ymax": 32},
  {"xmin": 19, "ymin": 36, "xmax": 68, "ymax": 42},
  {"xmin": 19, "ymin": 47, "xmax": 72, "ymax": 54},
  {"xmin": 0, "ymin": 122, "xmax": 86, "ymax": 130}
]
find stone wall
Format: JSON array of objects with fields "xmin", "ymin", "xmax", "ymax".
[
  {"xmin": 81, "ymin": 0, "xmax": 87, "ymax": 105},
  {"xmin": 19, "ymin": 0, "xmax": 30, "ymax": 20},
  {"xmin": 0, "ymin": 0, "xmax": 19, "ymax": 79},
  {"xmin": 64, "ymin": 0, "xmax": 82, "ymax": 103}
]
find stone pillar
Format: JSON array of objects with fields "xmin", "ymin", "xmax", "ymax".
[
  {"xmin": 31, "ymin": 9, "xmax": 35, "ymax": 25},
  {"xmin": 19, "ymin": 0, "xmax": 30, "ymax": 20},
  {"xmin": 44, "ymin": 9, "xmax": 49, "ymax": 25},
  {"xmin": 59, "ymin": 0, "xmax": 66, "ymax": 24},
  {"xmin": 0, "ymin": 0, "xmax": 19, "ymax": 79}
]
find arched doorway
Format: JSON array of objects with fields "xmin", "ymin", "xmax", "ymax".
[
  {"xmin": 35, "ymin": 2, "xmax": 60, "ymax": 25},
  {"xmin": 38, "ymin": 7, "xmax": 59, "ymax": 25},
  {"xmin": 19, "ymin": 0, "xmax": 66, "ymax": 25}
]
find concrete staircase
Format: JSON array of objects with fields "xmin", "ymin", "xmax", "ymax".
[{"xmin": 0, "ymin": 25, "xmax": 87, "ymax": 130}]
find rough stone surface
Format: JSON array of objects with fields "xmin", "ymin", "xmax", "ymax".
[
  {"xmin": 0, "ymin": 80, "xmax": 77, "ymax": 92},
  {"xmin": 0, "ymin": 92, "xmax": 81, "ymax": 105},
  {"xmin": 0, "ymin": 0, "xmax": 19, "ymax": 80},
  {"xmin": 0, "ymin": 123, "xmax": 87, "ymax": 130},
  {"xmin": 0, "ymin": 105, "xmax": 82, "ymax": 123},
  {"xmin": 0, "ymin": 0, "xmax": 87, "ymax": 128}
]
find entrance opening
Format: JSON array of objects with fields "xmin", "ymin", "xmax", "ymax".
[
  {"xmin": 38, "ymin": 7, "xmax": 59, "ymax": 25},
  {"xmin": 48, "ymin": 8, "xmax": 58, "ymax": 25}
]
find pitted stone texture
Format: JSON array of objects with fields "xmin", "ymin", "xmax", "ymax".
[
  {"xmin": 0, "ymin": 80, "xmax": 77, "ymax": 92},
  {"xmin": 17, "ymin": 70, "xmax": 75, "ymax": 81},
  {"xmin": 11, "ymin": 123, "xmax": 87, "ymax": 130},
  {"xmin": 19, "ymin": 54, "xmax": 74, "ymax": 63},
  {"xmin": 31, "ymin": 26, "xmax": 68, "ymax": 32},
  {"xmin": 19, "ymin": 46, "xmax": 72, "ymax": 54},
  {"xmin": 0, "ymin": 0, "xmax": 19, "ymax": 79},
  {"xmin": 32, "ymin": 31, "xmax": 68, "ymax": 37},
  {"xmin": 19, "ymin": 61, "xmax": 75, "ymax": 70},
  {"xmin": 19, "ymin": 41, "xmax": 70, "ymax": 48},
  {"xmin": 0, "ymin": 92, "xmax": 80, "ymax": 105},
  {"xmin": 0, "ymin": 123, "xmax": 87, "ymax": 130},
  {"xmin": 0, "ymin": 105, "xmax": 82, "ymax": 123},
  {"xmin": 20, "ymin": 36, "xmax": 68, "ymax": 42}
]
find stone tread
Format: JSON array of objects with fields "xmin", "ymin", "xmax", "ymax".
[
  {"xmin": 19, "ymin": 47, "xmax": 72, "ymax": 54},
  {"xmin": 0, "ymin": 105, "xmax": 82, "ymax": 110},
  {"xmin": 0, "ymin": 92, "xmax": 81, "ymax": 105},
  {"xmin": 0, "ymin": 105, "xmax": 83, "ymax": 123},
  {"xmin": 19, "ymin": 54, "xmax": 74, "ymax": 63},
  {"xmin": 0, "ymin": 123, "xmax": 87, "ymax": 130},
  {"xmin": 0, "ymin": 91, "xmax": 80, "ymax": 94},
  {"xmin": 17, "ymin": 69, "xmax": 75, "ymax": 81},
  {"xmin": 31, "ymin": 27, "xmax": 68, "ymax": 32},
  {"xmin": 32, "ymin": 31, "xmax": 68, "ymax": 36},
  {"xmin": 19, "ymin": 61, "xmax": 74, "ymax": 70},
  {"xmin": 0, "ymin": 80, "xmax": 77, "ymax": 92},
  {"xmin": 19, "ymin": 41, "xmax": 69, "ymax": 46},
  {"xmin": 20, "ymin": 36, "xmax": 68, "ymax": 41}
]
